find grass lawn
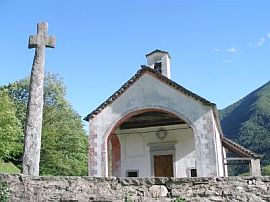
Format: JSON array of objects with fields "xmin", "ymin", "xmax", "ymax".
[{"xmin": 0, "ymin": 162, "xmax": 20, "ymax": 174}]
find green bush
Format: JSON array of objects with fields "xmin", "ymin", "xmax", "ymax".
[
  {"xmin": 262, "ymin": 165, "xmax": 270, "ymax": 176},
  {"xmin": 174, "ymin": 197, "xmax": 186, "ymax": 202},
  {"xmin": 0, "ymin": 181, "xmax": 10, "ymax": 202}
]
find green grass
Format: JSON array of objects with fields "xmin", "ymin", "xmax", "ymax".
[{"xmin": 0, "ymin": 162, "xmax": 20, "ymax": 174}]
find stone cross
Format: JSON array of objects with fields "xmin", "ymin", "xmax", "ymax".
[{"xmin": 22, "ymin": 22, "xmax": 55, "ymax": 176}]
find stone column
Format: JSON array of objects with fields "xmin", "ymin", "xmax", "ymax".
[
  {"xmin": 22, "ymin": 22, "xmax": 55, "ymax": 176},
  {"xmin": 250, "ymin": 159, "xmax": 261, "ymax": 176}
]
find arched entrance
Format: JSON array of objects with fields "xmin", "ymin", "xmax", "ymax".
[{"xmin": 105, "ymin": 109, "xmax": 196, "ymax": 178}]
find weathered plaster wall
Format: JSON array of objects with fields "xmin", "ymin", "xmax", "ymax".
[
  {"xmin": 116, "ymin": 124, "xmax": 195, "ymax": 177},
  {"xmin": 89, "ymin": 73, "xmax": 224, "ymax": 177},
  {"xmin": 212, "ymin": 116, "xmax": 226, "ymax": 177},
  {"xmin": 0, "ymin": 174, "xmax": 269, "ymax": 202}
]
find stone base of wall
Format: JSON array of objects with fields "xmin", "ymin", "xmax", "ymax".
[{"xmin": 0, "ymin": 174, "xmax": 269, "ymax": 202}]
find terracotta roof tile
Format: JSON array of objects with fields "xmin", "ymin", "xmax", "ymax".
[
  {"xmin": 84, "ymin": 66, "xmax": 214, "ymax": 121},
  {"xmin": 222, "ymin": 137, "xmax": 260, "ymax": 159}
]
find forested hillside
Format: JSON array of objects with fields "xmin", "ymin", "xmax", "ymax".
[
  {"xmin": 220, "ymin": 81, "xmax": 270, "ymax": 166},
  {"xmin": 0, "ymin": 73, "xmax": 88, "ymax": 176}
]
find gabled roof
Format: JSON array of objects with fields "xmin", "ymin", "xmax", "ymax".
[
  {"xmin": 222, "ymin": 137, "xmax": 260, "ymax": 159},
  {"xmin": 84, "ymin": 66, "xmax": 215, "ymax": 121}
]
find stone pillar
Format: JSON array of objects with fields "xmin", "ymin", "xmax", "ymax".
[
  {"xmin": 194, "ymin": 112, "xmax": 219, "ymax": 177},
  {"xmin": 250, "ymin": 159, "xmax": 261, "ymax": 176},
  {"xmin": 88, "ymin": 128, "xmax": 98, "ymax": 176},
  {"xmin": 22, "ymin": 22, "xmax": 55, "ymax": 176},
  {"xmin": 88, "ymin": 118, "xmax": 106, "ymax": 177}
]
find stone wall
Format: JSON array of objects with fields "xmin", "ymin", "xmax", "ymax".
[{"xmin": 0, "ymin": 174, "xmax": 270, "ymax": 201}]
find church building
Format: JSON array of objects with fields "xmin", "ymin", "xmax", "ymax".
[{"xmin": 84, "ymin": 50, "xmax": 261, "ymax": 178}]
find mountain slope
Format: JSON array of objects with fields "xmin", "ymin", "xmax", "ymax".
[{"xmin": 220, "ymin": 81, "xmax": 270, "ymax": 165}]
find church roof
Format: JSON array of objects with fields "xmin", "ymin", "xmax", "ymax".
[
  {"xmin": 222, "ymin": 137, "xmax": 260, "ymax": 159},
  {"xmin": 84, "ymin": 66, "xmax": 215, "ymax": 121}
]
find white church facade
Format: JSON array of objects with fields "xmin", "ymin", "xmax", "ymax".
[{"xmin": 84, "ymin": 50, "xmax": 261, "ymax": 178}]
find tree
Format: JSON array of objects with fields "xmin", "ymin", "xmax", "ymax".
[
  {"xmin": 1, "ymin": 72, "xmax": 88, "ymax": 176},
  {"xmin": 0, "ymin": 90, "xmax": 22, "ymax": 160},
  {"xmin": 41, "ymin": 104, "xmax": 88, "ymax": 176},
  {"xmin": 40, "ymin": 73, "xmax": 88, "ymax": 175},
  {"xmin": 262, "ymin": 165, "xmax": 270, "ymax": 176},
  {"xmin": 1, "ymin": 79, "xmax": 29, "ymax": 129},
  {"xmin": 220, "ymin": 81, "xmax": 270, "ymax": 168}
]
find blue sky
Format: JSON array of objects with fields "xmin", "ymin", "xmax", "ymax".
[{"xmin": 0, "ymin": 0, "xmax": 269, "ymax": 123}]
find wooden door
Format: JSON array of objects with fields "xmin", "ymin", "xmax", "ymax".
[{"xmin": 154, "ymin": 155, "xmax": 173, "ymax": 177}]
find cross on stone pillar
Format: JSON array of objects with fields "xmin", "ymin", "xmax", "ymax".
[{"xmin": 22, "ymin": 22, "xmax": 55, "ymax": 176}]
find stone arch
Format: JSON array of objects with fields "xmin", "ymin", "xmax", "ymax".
[
  {"xmin": 102, "ymin": 107, "xmax": 198, "ymax": 177},
  {"xmin": 104, "ymin": 107, "xmax": 197, "ymax": 142}
]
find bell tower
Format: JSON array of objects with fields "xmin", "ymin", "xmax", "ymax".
[{"xmin": 146, "ymin": 49, "xmax": 171, "ymax": 79}]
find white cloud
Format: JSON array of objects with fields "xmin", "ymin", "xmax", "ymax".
[
  {"xmin": 256, "ymin": 37, "xmax": 266, "ymax": 47},
  {"xmin": 251, "ymin": 33, "xmax": 270, "ymax": 48},
  {"xmin": 224, "ymin": 59, "xmax": 232, "ymax": 63},
  {"xmin": 226, "ymin": 47, "xmax": 238, "ymax": 54}
]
